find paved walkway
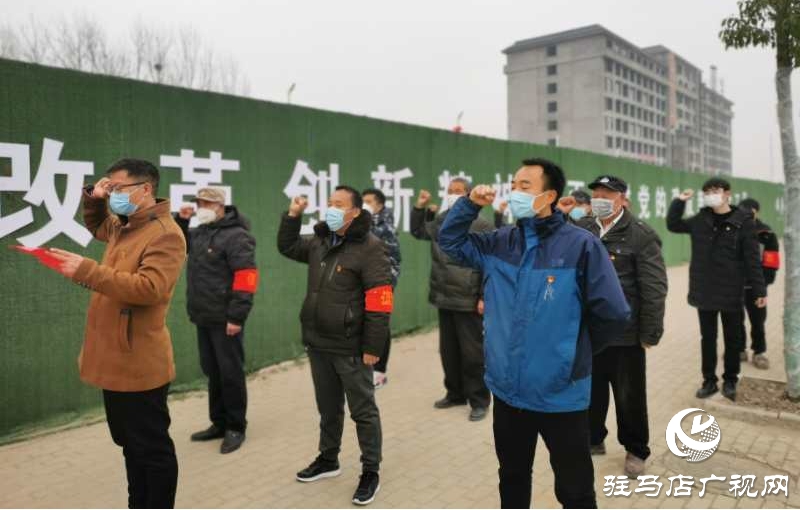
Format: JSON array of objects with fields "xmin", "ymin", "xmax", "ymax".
[{"xmin": 0, "ymin": 264, "xmax": 798, "ymax": 509}]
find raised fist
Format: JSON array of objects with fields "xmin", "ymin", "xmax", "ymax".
[
  {"xmin": 679, "ymin": 189, "xmax": 694, "ymax": 202},
  {"xmin": 178, "ymin": 205, "xmax": 195, "ymax": 220},
  {"xmin": 469, "ymin": 185, "xmax": 496, "ymax": 208},
  {"xmin": 289, "ymin": 196, "xmax": 309, "ymax": 217},
  {"xmin": 417, "ymin": 189, "xmax": 432, "ymax": 208}
]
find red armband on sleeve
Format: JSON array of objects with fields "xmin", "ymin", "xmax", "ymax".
[
  {"xmin": 762, "ymin": 250, "xmax": 780, "ymax": 269},
  {"xmin": 365, "ymin": 285, "xmax": 394, "ymax": 313},
  {"xmin": 232, "ymin": 268, "xmax": 259, "ymax": 293}
]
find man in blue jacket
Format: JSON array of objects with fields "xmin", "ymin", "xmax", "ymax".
[{"xmin": 438, "ymin": 158, "xmax": 630, "ymax": 509}]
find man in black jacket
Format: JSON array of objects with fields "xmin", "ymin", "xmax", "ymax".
[
  {"xmin": 738, "ymin": 198, "xmax": 780, "ymax": 369},
  {"xmin": 411, "ymin": 178, "xmax": 493, "ymax": 422},
  {"xmin": 667, "ymin": 178, "xmax": 766, "ymax": 401},
  {"xmin": 578, "ymin": 175, "xmax": 667, "ymax": 478},
  {"xmin": 278, "ymin": 186, "xmax": 391, "ymax": 506},
  {"xmin": 175, "ymin": 187, "xmax": 257, "ymax": 454}
]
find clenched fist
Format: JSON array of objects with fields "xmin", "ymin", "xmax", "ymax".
[
  {"xmin": 469, "ymin": 185, "xmax": 496, "ymax": 207},
  {"xmin": 557, "ymin": 196, "xmax": 576, "ymax": 214},
  {"xmin": 289, "ymin": 196, "xmax": 309, "ymax": 217},
  {"xmin": 679, "ymin": 189, "xmax": 694, "ymax": 202},
  {"xmin": 416, "ymin": 189, "xmax": 432, "ymax": 208},
  {"xmin": 178, "ymin": 205, "xmax": 195, "ymax": 220}
]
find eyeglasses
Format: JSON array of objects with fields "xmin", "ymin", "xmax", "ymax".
[{"xmin": 106, "ymin": 181, "xmax": 147, "ymax": 193}]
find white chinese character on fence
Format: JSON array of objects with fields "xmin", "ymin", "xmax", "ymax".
[
  {"xmin": 729, "ymin": 474, "xmax": 759, "ymax": 498},
  {"xmin": 438, "ymin": 170, "xmax": 473, "ymax": 201},
  {"xmin": 637, "ymin": 184, "xmax": 652, "ymax": 219},
  {"xmin": 0, "ymin": 141, "xmax": 34, "ymax": 240},
  {"xmin": 761, "ymin": 475, "xmax": 789, "ymax": 497},
  {"xmin": 160, "ymin": 149, "xmax": 239, "ymax": 227},
  {"xmin": 282, "ymin": 160, "xmax": 340, "ymax": 235},
  {"xmin": 566, "ymin": 179, "xmax": 586, "ymax": 194},
  {"xmin": 0, "ymin": 138, "xmax": 94, "ymax": 247},
  {"xmin": 655, "ymin": 186, "xmax": 668, "ymax": 218},
  {"xmin": 491, "ymin": 173, "xmax": 514, "ymax": 222},
  {"xmin": 371, "ymin": 165, "xmax": 414, "ymax": 232}
]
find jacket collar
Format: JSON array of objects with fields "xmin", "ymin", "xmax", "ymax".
[
  {"xmin": 517, "ymin": 210, "xmax": 567, "ymax": 240},
  {"xmin": 120, "ymin": 199, "xmax": 173, "ymax": 230},
  {"xmin": 599, "ymin": 208, "xmax": 633, "ymax": 238},
  {"xmin": 314, "ymin": 209, "xmax": 372, "ymax": 243}
]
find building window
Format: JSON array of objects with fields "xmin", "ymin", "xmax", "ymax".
[
  {"xmin": 616, "ymin": 137, "xmax": 622, "ymax": 148},
  {"xmin": 547, "ymin": 120, "xmax": 558, "ymax": 131},
  {"xmin": 546, "ymin": 45, "xmax": 557, "ymax": 57},
  {"xmin": 547, "ymin": 83, "xmax": 558, "ymax": 94},
  {"xmin": 606, "ymin": 136, "xmax": 613, "ymax": 148},
  {"xmin": 547, "ymin": 65, "xmax": 557, "ymax": 76},
  {"xmin": 616, "ymin": 118, "xmax": 622, "ymax": 132},
  {"xmin": 615, "ymin": 100, "xmax": 621, "ymax": 113},
  {"xmin": 605, "ymin": 58, "xmax": 613, "ymax": 72},
  {"xmin": 623, "ymin": 139, "xmax": 629, "ymax": 151},
  {"xmin": 547, "ymin": 101, "xmax": 558, "ymax": 113},
  {"xmin": 606, "ymin": 97, "xmax": 613, "ymax": 110},
  {"xmin": 547, "ymin": 138, "xmax": 557, "ymax": 146}
]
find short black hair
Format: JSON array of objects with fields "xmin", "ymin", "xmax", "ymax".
[
  {"xmin": 522, "ymin": 157, "xmax": 566, "ymax": 201},
  {"xmin": 335, "ymin": 185, "xmax": 363, "ymax": 209},
  {"xmin": 739, "ymin": 198, "xmax": 760, "ymax": 211},
  {"xmin": 106, "ymin": 158, "xmax": 160, "ymax": 192},
  {"xmin": 702, "ymin": 177, "xmax": 731, "ymax": 192},
  {"xmin": 362, "ymin": 188, "xmax": 386, "ymax": 206}
]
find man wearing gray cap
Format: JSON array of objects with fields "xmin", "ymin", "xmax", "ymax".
[{"xmin": 175, "ymin": 187, "xmax": 258, "ymax": 454}]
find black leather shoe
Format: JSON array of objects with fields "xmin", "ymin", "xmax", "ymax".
[
  {"xmin": 220, "ymin": 430, "xmax": 245, "ymax": 454},
  {"xmin": 695, "ymin": 381, "xmax": 719, "ymax": 399},
  {"xmin": 190, "ymin": 424, "xmax": 225, "ymax": 441},
  {"xmin": 434, "ymin": 397, "xmax": 467, "ymax": 409},
  {"xmin": 722, "ymin": 380, "xmax": 737, "ymax": 401},
  {"xmin": 469, "ymin": 407, "xmax": 488, "ymax": 421}
]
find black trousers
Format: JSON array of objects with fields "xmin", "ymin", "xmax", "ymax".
[
  {"xmin": 589, "ymin": 345, "xmax": 650, "ymax": 460},
  {"xmin": 103, "ymin": 384, "xmax": 178, "ymax": 509},
  {"xmin": 698, "ymin": 309, "xmax": 745, "ymax": 384},
  {"xmin": 438, "ymin": 308, "xmax": 490, "ymax": 408},
  {"xmin": 493, "ymin": 397, "xmax": 596, "ymax": 509},
  {"xmin": 308, "ymin": 349, "xmax": 382, "ymax": 472},
  {"xmin": 197, "ymin": 325, "xmax": 248, "ymax": 432},
  {"xmin": 742, "ymin": 287, "xmax": 767, "ymax": 354}
]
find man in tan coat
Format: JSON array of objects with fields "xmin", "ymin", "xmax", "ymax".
[{"xmin": 49, "ymin": 158, "xmax": 186, "ymax": 509}]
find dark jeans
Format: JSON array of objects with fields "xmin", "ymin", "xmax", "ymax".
[
  {"xmin": 698, "ymin": 309, "xmax": 745, "ymax": 384},
  {"xmin": 197, "ymin": 325, "xmax": 247, "ymax": 432},
  {"xmin": 308, "ymin": 349, "xmax": 382, "ymax": 472},
  {"xmin": 589, "ymin": 345, "xmax": 650, "ymax": 460},
  {"xmin": 103, "ymin": 384, "xmax": 178, "ymax": 509},
  {"xmin": 742, "ymin": 287, "xmax": 767, "ymax": 354},
  {"xmin": 493, "ymin": 397, "xmax": 596, "ymax": 509},
  {"xmin": 438, "ymin": 308, "xmax": 490, "ymax": 408},
  {"xmin": 373, "ymin": 329, "xmax": 391, "ymax": 374}
]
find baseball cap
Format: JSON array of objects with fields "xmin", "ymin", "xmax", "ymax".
[
  {"xmin": 588, "ymin": 175, "xmax": 628, "ymax": 194},
  {"xmin": 191, "ymin": 187, "xmax": 226, "ymax": 204}
]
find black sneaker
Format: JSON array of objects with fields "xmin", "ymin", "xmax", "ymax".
[
  {"xmin": 469, "ymin": 407, "xmax": 488, "ymax": 421},
  {"xmin": 296, "ymin": 456, "xmax": 341, "ymax": 482},
  {"xmin": 190, "ymin": 424, "xmax": 225, "ymax": 441},
  {"xmin": 352, "ymin": 471, "xmax": 380, "ymax": 506},
  {"xmin": 722, "ymin": 380, "xmax": 737, "ymax": 401},
  {"xmin": 695, "ymin": 381, "xmax": 719, "ymax": 399},
  {"xmin": 433, "ymin": 397, "xmax": 467, "ymax": 409},
  {"xmin": 220, "ymin": 430, "xmax": 245, "ymax": 454},
  {"xmin": 590, "ymin": 442, "xmax": 606, "ymax": 455}
]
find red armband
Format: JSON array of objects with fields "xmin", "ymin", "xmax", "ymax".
[
  {"xmin": 365, "ymin": 285, "xmax": 394, "ymax": 313},
  {"xmin": 762, "ymin": 250, "xmax": 780, "ymax": 270},
  {"xmin": 232, "ymin": 268, "xmax": 259, "ymax": 293}
]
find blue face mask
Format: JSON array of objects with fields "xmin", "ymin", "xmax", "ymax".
[
  {"xmin": 508, "ymin": 191, "xmax": 546, "ymax": 219},
  {"xmin": 325, "ymin": 207, "xmax": 347, "ymax": 231},
  {"xmin": 569, "ymin": 207, "xmax": 587, "ymax": 221},
  {"xmin": 109, "ymin": 188, "xmax": 142, "ymax": 216}
]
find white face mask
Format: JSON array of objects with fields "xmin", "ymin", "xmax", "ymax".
[
  {"xmin": 196, "ymin": 207, "xmax": 218, "ymax": 225},
  {"xmin": 590, "ymin": 198, "xmax": 616, "ymax": 219},
  {"xmin": 442, "ymin": 193, "xmax": 463, "ymax": 211},
  {"xmin": 703, "ymin": 193, "xmax": 725, "ymax": 209}
]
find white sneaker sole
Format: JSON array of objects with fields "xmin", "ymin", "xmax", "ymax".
[
  {"xmin": 352, "ymin": 484, "xmax": 380, "ymax": 505},
  {"xmin": 296, "ymin": 468, "xmax": 342, "ymax": 483}
]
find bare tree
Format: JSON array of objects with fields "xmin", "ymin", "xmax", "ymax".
[{"xmin": 1, "ymin": 15, "xmax": 250, "ymax": 96}]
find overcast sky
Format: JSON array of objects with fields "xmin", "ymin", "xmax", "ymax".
[{"xmin": 3, "ymin": 0, "xmax": 795, "ymax": 182}]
